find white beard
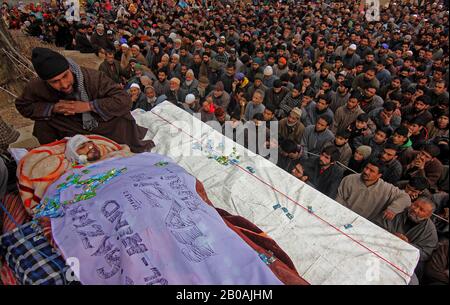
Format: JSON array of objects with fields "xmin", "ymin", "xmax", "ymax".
[{"xmin": 407, "ymin": 210, "xmax": 426, "ymax": 223}]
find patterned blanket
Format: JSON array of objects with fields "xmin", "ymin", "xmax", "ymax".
[
  {"xmin": 0, "ymin": 221, "xmax": 79, "ymax": 285},
  {"xmin": 3, "ymin": 139, "xmax": 307, "ymax": 285},
  {"xmin": 47, "ymin": 153, "xmax": 286, "ymax": 284},
  {"xmin": 17, "ymin": 135, "xmax": 133, "ymax": 216}
]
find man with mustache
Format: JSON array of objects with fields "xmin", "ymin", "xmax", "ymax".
[
  {"xmin": 15, "ymin": 47, "xmax": 154, "ymax": 153},
  {"xmin": 65, "ymin": 135, "xmax": 108, "ymax": 164},
  {"xmin": 336, "ymin": 159, "xmax": 411, "ymax": 222},
  {"xmin": 375, "ymin": 197, "xmax": 438, "ymax": 282},
  {"xmin": 300, "ymin": 145, "xmax": 344, "ymax": 199}
]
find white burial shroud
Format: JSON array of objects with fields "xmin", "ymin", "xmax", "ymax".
[{"xmin": 132, "ymin": 101, "xmax": 420, "ymax": 285}]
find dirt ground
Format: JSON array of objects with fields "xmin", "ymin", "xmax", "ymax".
[{"xmin": 0, "ymin": 30, "xmax": 103, "ymax": 147}]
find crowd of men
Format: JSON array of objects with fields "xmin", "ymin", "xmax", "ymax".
[{"xmin": 0, "ymin": 0, "xmax": 448, "ymax": 285}]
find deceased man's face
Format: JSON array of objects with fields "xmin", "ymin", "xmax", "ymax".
[{"xmin": 77, "ymin": 141, "xmax": 101, "ymax": 162}]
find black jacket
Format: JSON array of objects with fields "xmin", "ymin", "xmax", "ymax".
[
  {"xmin": 301, "ymin": 157, "xmax": 344, "ymax": 199},
  {"xmin": 75, "ymin": 33, "xmax": 97, "ymax": 54}
]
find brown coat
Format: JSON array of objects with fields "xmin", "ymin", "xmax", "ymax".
[
  {"xmin": 332, "ymin": 105, "xmax": 364, "ymax": 134},
  {"xmin": 402, "ymin": 151, "xmax": 444, "ymax": 189},
  {"xmin": 279, "ymin": 118, "xmax": 305, "ymax": 145},
  {"xmin": 98, "ymin": 59, "xmax": 128, "ymax": 84},
  {"xmin": 15, "ymin": 66, "xmax": 153, "ymax": 153}
]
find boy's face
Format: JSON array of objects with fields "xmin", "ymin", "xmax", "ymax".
[
  {"xmin": 316, "ymin": 99, "xmax": 328, "ymax": 111},
  {"xmin": 355, "ymin": 120, "xmax": 367, "ymax": 130},
  {"xmin": 292, "ymin": 163, "xmax": 304, "ymax": 179},
  {"xmin": 335, "ymin": 136, "xmax": 348, "ymax": 146},
  {"xmin": 374, "ymin": 130, "xmax": 387, "ymax": 144},
  {"xmin": 354, "ymin": 151, "xmax": 364, "ymax": 161},
  {"xmin": 292, "ymin": 89, "xmax": 300, "ymax": 98},
  {"xmin": 408, "ymin": 123, "xmax": 422, "ymax": 135},
  {"xmin": 263, "ymin": 109, "xmax": 274, "ymax": 121},
  {"xmin": 392, "ymin": 133, "xmax": 407, "ymax": 145}
]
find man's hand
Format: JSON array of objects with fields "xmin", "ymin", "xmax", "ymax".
[
  {"xmin": 386, "ymin": 89, "xmax": 393, "ymax": 100},
  {"xmin": 412, "ymin": 155, "xmax": 427, "ymax": 170},
  {"xmin": 362, "ymin": 128, "xmax": 371, "ymax": 137},
  {"xmin": 316, "ymin": 89, "xmax": 324, "ymax": 98},
  {"xmin": 130, "ymin": 94, "xmax": 138, "ymax": 102},
  {"xmin": 383, "ymin": 209, "xmax": 396, "ymax": 221},
  {"xmin": 380, "ymin": 111, "xmax": 392, "ymax": 125},
  {"xmin": 266, "ymin": 138, "xmax": 279, "ymax": 149},
  {"xmin": 394, "ymin": 232, "xmax": 409, "ymax": 243},
  {"xmin": 53, "ymin": 101, "xmax": 75, "ymax": 115},
  {"xmin": 232, "ymin": 80, "xmax": 239, "ymax": 91},
  {"xmin": 56, "ymin": 100, "xmax": 92, "ymax": 115},
  {"xmin": 239, "ymin": 97, "xmax": 247, "ymax": 107}
]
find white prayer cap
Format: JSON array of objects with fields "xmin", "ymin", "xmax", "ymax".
[
  {"xmin": 130, "ymin": 83, "xmax": 141, "ymax": 89},
  {"xmin": 170, "ymin": 77, "xmax": 181, "ymax": 85},
  {"xmin": 186, "ymin": 69, "xmax": 194, "ymax": 76},
  {"xmin": 131, "ymin": 44, "xmax": 140, "ymax": 50},
  {"xmin": 168, "ymin": 32, "xmax": 177, "ymax": 41},
  {"xmin": 290, "ymin": 107, "xmax": 302, "ymax": 119},
  {"xmin": 349, "ymin": 44, "xmax": 357, "ymax": 50},
  {"xmin": 114, "ymin": 40, "xmax": 120, "ymax": 45},
  {"xmin": 185, "ymin": 94, "xmax": 196, "ymax": 104},
  {"xmin": 107, "ymin": 30, "xmax": 113, "ymax": 35},
  {"xmin": 65, "ymin": 135, "xmax": 90, "ymax": 164},
  {"xmin": 121, "ymin": 43, "xmax": 129, "ymax": 48},
  {"xmin": 96, "ymin": 23, "xmax": 104, "ymax": 29},
  {"xmin": 263, "ymin": 65, "xmax": 273, "ymax": 76}
]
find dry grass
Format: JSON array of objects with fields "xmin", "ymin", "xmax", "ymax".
[
  {"xmin": 9, "ymin": 29, "xmax": 61, "ymax": 60},
  {"xmin": 1, "ymin": 30, "xmax": 103, "ymax": 130},
  {"xmin": 9, "ymin": 29, "xmax": 103, "ymax": 68}
]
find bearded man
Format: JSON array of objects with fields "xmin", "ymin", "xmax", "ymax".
[
  {"xmin": 375, "ymin": 197, "xmax": 438, "ymax": 282},
  {"xmin": 15, "ymin": 47, "xmax": 154, "ymax": 153}
]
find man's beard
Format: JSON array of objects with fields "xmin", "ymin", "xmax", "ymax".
[
  {"xmin": 87, "ymin": 147, "xmax": 101, "ymax": 162},
  {"xmin": 363, "ymin": 95, "xmax": 373, "ymax": 101},
  {"xmin": 316, "ymin": 108, "xmax": 327, "ymax": 115},
  {"xmin": 407, "ymin": 209, "xmax": 426, "ymax": 223},
  {"xmin": 287, "ymin": 120, "xmax": 297, "ymax": 127}
]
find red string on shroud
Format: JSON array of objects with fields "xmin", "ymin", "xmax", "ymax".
[{"xmin": 148, "ymin": 109, "xmax": 415, "ymax": 280}]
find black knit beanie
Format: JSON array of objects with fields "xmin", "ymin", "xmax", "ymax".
[{"xmin": 31, "ymin": 47, "xmax": 69, "ymax": 80}]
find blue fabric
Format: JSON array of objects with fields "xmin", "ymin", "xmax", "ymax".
[{"xmin": 0, "ymin": 221, "xmax": 79, "ymax": 285}]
